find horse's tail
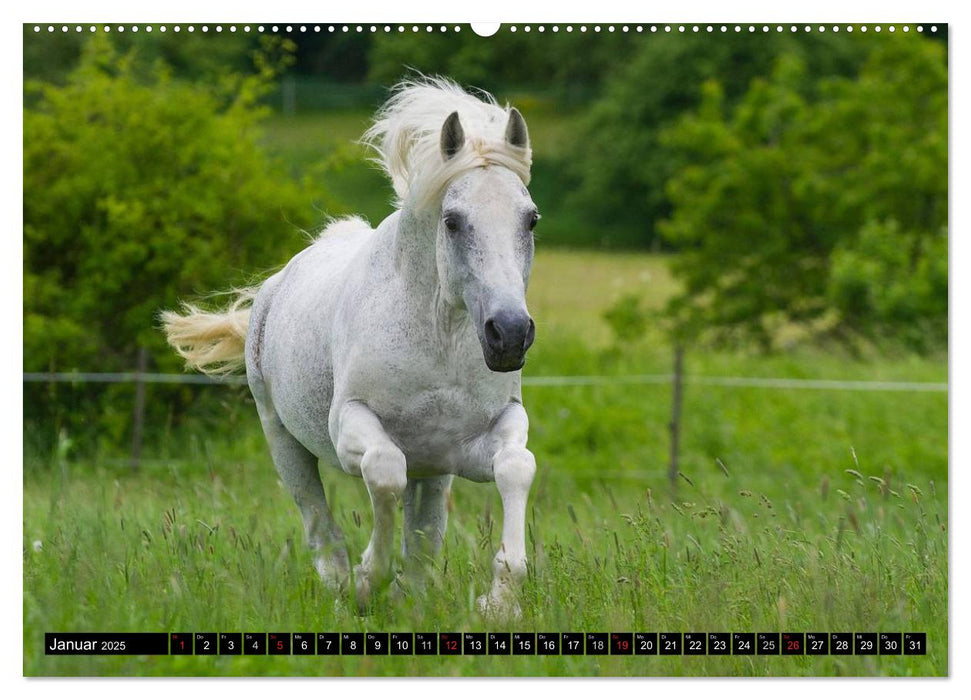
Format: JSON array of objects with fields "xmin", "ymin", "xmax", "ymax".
[{"xmin": 160, "ymin": 286, "xmax": 258, "ymax": 376}]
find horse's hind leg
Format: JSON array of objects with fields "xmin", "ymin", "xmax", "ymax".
[
  {"xmin": 257, "ymin": 404, "xmax": 350, "ymax": 592},
  {"xmin": 402, "ymin": 475, "xmax": 453, "ymax": 583}
]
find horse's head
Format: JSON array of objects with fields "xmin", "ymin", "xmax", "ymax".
[{"xmin": 435, "ymin": 109, "xmax": 538, "ymax": 373}]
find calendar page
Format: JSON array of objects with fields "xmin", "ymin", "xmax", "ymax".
[{"xmin": 22, "ymin": 16, "xmax": 948, "ymax": 679}]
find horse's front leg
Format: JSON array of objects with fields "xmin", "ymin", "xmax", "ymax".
[
  {"xmin": 334, "ymin": 401, "xmax": 408, "ymax": 611},
  {"xmin": 477, "ymin": 403, "xmax": 536, "ymax": 618}
]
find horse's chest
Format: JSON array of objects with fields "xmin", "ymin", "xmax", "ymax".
[{"xmin": 378, "ymin": 383, "xmax": 506, "ymax": 469}]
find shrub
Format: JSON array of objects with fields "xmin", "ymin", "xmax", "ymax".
[{"xmin": 24, "ymin": 36, "xmax": 324, "ymax": 449}]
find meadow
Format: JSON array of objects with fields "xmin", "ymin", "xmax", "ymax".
[
  {"xmin": 23, "ymin": 109, "xmax": 948, "ymax": 677},
  {"xmin": 23, "ymin": 245, "xmax": 947, "ymax": 676}
]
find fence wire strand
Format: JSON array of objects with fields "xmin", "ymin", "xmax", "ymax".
[{"xmin": 23, "ymin": 372, "xmax": 947, "ymax": 392}]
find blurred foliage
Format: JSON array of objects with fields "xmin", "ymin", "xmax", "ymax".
[
  {"xmin": 368, "ymin": 29, "xmax": 635, "ymax": 101},
  {"xmin": 569, "ymin": 32, "xmax": 873, "ymax": 249},
  {"xmin": 602, "ymin": 294, "xmax": 651, "ymax": 344},
  {"xmin": 282, "ymin": 31, "xmax": 372, "ymax": 81},
  {"xmin": 23, "ymin": 25, "xmax": 256, "ymax": 85},
  {"xmin": 659, "ymin": 37, "xmax": 947, "ymax": 352},
  {"xmin": 23, "ymin": 35, "xmax": 325, "ymax": 446}
]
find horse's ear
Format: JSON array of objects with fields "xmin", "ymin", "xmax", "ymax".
[
  {"xmin": 505, "ymin": 108, "xmax": 529, "ymax": 149},
  {"xmin": 440, "ymin": 111, "xmax": 465, "ymax": 161}
]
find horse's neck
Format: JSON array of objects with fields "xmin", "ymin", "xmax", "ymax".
[
  {"xmin": 390, "ymin": 204, "xmax": 468, "ymax": 335},
  {"xmin": 391, "ymin": 205, "xmax": 439, "ymax": 297}
]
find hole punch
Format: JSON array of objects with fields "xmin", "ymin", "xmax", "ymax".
[{"xmin": 471, "ymin": 23, "xmax": 500, "ymax": 37}]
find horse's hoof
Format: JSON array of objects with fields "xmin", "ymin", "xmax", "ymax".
[
  {"xmin": 353, "ymin": 565, "xmax": 374, "ymax": 613},
  {"xmin": 388, "ymin": 576, "xmax": 409, "ymax": 603},
  {"xmin": 314, "ymin": 556, "xmax": 350, "ymax": 593},
  {"xmin": 476, "ymin": 592, "xmax": 522, "ymax": 620},
  {"xmin": 397, "ymin": 568, "xmax": 431, "ymax": 598}
]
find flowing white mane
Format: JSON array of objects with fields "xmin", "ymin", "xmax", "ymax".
[{"xmin": 361, "ymin": 76, "xmax": 532, "ymax": 209}]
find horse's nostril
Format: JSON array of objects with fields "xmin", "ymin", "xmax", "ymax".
[
  {"xmin": 484, "ymin": 318, "xmax": 503, "ymax": 350},
  {"xmin": 523, "ymin": 318, "xmax": 536, "ymax": 351}
]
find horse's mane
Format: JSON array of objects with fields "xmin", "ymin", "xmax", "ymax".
[{"xmin": 361, "ymin": 76, "xmax": 532, "ymax": 210}]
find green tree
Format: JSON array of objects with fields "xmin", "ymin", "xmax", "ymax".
[
  {"xmin": 569, "ymin": 32, "xmax": 871, "ymax": 248},
  {"xmin": 659, "ymin": 37, "xmax": 947, "ymax": 352},
  {"xmin": 24, "ymin": 36, "xmax": 324, "ymax": 445}
]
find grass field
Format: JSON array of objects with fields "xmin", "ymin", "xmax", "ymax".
[{"xmin": 23, "ymin": 243, "xmax": 948, "ymax": 676}]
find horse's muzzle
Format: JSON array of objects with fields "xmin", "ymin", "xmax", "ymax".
[{"xmin": 481, "ymin": 310, "xmax": 535, "ymax": 372}]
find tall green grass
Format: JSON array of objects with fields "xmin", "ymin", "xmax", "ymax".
[{"xmin": 23, "ymin": 404, "xmax": 947, "ymax": 676}]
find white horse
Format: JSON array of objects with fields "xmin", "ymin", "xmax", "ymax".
[{"xmin": 163, "ymin": 78, "xmax": 539, "ymax": 616}]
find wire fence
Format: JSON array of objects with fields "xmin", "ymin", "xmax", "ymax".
[
  {"xmin": 25, "ymin": 369, "xmax": 946, "ymax": 474},
  {"xmin": 23, "ymin": 372, "xmax": 948, "ymax": 392}
]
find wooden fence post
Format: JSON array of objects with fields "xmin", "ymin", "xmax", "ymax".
[
  {"xmin": 668, "ymin": 344, "xmax": 685, "ymax": 493},
  {"xmin": 130, "ymin": 346, "xmax": 148, "ymax": 471}
]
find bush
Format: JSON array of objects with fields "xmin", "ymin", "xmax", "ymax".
[
  {"xmin": 24, "ymin": 36, "xmax": 324, "ymax": 449},
  {"xmin": 603, "ymin": 294, "xmax": 650, "ymax": 344}
]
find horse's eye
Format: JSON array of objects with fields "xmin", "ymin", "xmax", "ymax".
[
  {"xmin": 443, "ymin": 214, "xmax": 460, "ymax": 233},
  {"xmin": 528, "ymin": 212, "xmax": 540, "ymax": 231}
]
